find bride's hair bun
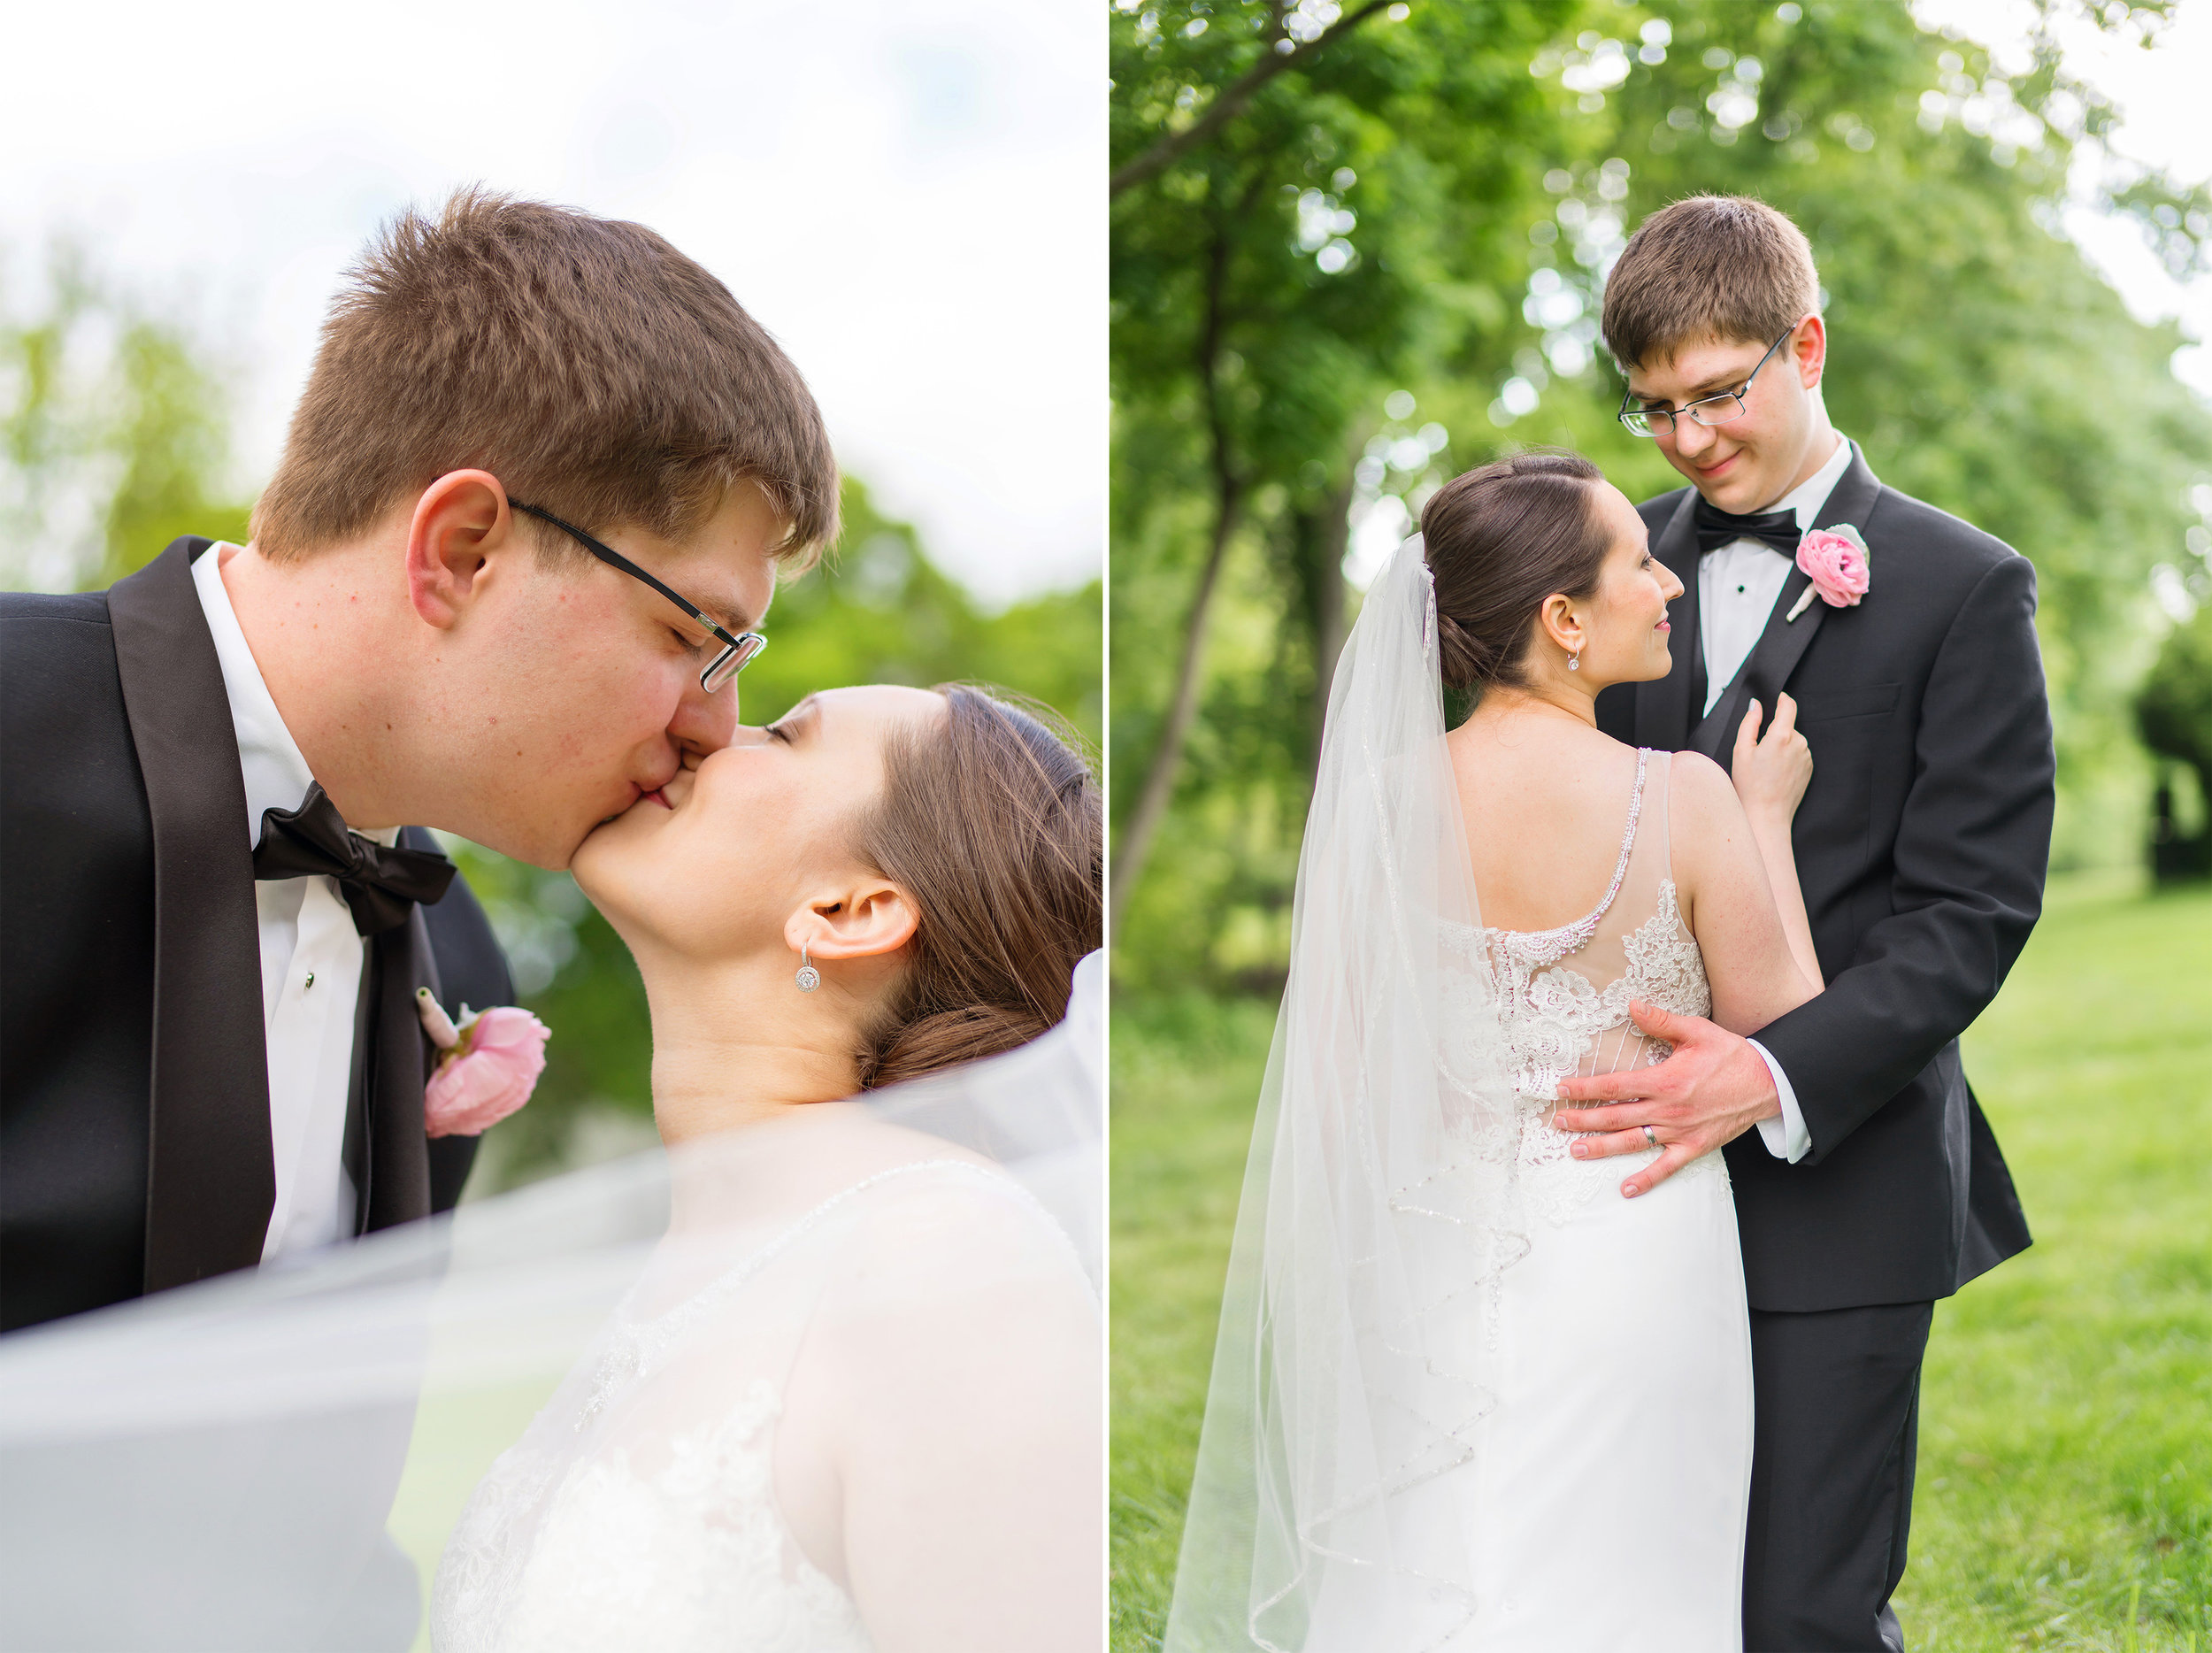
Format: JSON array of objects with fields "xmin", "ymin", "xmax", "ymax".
[
  {"xmin": 1434, "ymin": 611, "xmax": 1500, "ymax": 693},
  {"xmin": 854, "ymin": 687, "xmax": 1102, "ymax": 1088},
  {"xmin": 1419, "ymin": 449, "xmax": 1611, "ymax": 693}
]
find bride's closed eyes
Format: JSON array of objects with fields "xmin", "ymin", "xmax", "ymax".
[{"xmin": 761, "ymin": 696, "xmax": 822, "ymax": 747}]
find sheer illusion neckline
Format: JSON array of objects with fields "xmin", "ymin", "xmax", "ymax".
[
  {"xmin": 1485, "ymin": 748, "xmax": 1650, "ymax": 959},
  {"xmin": 621, "ymin": 1159, "xmax": 989, "ymax": 1332},
  {"xmin": 573, "ymin": 1160, "xmax": 998, "ymax": 1433}
]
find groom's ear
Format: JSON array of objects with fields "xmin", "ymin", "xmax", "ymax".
[
  {"xmin": 405, "ymin": 470, "xmax": 520, "ymax": 630},
  {"xmin": 787, "ymin": 880, "xmax": 920, "ymax": 965}
]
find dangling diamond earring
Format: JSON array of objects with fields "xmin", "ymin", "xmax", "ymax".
[
  {"xmin": 1568, "ymin": 649, "xmax": 1582, "ymax": 672},
  {"xmin": 795, "ymin": 942, "xmax": 820, "ymax": 994}
]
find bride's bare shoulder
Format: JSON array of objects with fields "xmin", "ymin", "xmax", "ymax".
[
  {"xmin": 1655, "ymin": 750, "xmax": 1758, "ymax": 919},
  {"xmin": 1664, "ymin": 749, "xmax": 1737, "ymax": 816}
]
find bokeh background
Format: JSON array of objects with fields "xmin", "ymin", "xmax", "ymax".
[
  {"xmin": 2, "ymin": 1, "xmax": 1105, "ymax": 1189},
  {"xmin": 1109, "ymin": 1, "xmax": 2210, "ymax": 1648}
]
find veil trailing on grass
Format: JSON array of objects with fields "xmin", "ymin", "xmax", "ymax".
[
  {"xmin": 0, "ymin": 953, "xmax": 1103, "ymax": 1653},
  {"xmin": 1163, "ymin": 542, "xmax": 1527, "ymax": 1651}
]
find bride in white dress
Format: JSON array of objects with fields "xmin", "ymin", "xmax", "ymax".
[
  {"xmin": 432, "ymin": 683, "xmax": 1104, "ymax": 1653},
  {"xmin": 1165, "ymin": 451, "xmax": 1824, "ymax": 1651}
]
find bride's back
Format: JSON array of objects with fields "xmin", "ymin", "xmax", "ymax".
[{"xmin": 1448, "ymin": 707, "xmax": 1655, "ymax": 936}]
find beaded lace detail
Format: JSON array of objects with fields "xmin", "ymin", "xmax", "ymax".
[{"xmin": 1440, "ymin": 751, "xmax": 1724, "ymax": 1226}]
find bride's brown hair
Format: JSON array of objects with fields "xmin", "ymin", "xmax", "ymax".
[
  {"xmin": 852, "ymin": 687, "xmax": 1102, "ymax": 1088},
  {"xmin": 1419, "ymin": 450, "xmax": 1611, "ymax": 693}
]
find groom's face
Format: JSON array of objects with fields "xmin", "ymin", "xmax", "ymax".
[
  {"xmin": 437, "ymin": 486, "xmax": 783, "ymax": 869},
  {"xmin": 1626, "ymin": 319, "xmax": 1824, "ymax": 515}
]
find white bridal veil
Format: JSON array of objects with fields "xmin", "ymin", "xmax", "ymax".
[
  {"xmin": 0, "ymin": 953, "xmax": 1103, "ymax": 1651},
  {"xmin": 1163, "ymin": 542, "xmax": 1526, "ymax": 1651}
]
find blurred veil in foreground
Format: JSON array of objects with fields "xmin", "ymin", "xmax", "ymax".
[{"xmin": 0, "ymin": 954, "xmax": 1103, "ymax": 1651}]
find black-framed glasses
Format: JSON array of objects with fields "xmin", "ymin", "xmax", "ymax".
[
  {"xmin": 511, "ymin": 500, "xmax": 765, "ymax": 693},
  {"xmin": 1617, "ymin": 321, "xmax": 1799, "ymax": 438}
]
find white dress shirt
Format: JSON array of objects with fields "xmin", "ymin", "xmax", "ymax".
[
  {"xmin": 1694, "ymin": 433, "xmax": 1855, "ymax": 1165},
  {"xmin": 192, "ymin": 546, "xmax": 390, "ymax": 1264}
]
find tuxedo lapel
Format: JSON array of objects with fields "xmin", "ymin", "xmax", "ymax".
[
  {"xmin": 104, "ymin": 538, "xmax": 277, "ymax": 1291},
  {"xmin": 1635, "ymin": 489, "xmax": 1702, "ymax": 751},
  {"xmin": 1690, "ymin": 446, "xmax": 1883, "ymax": 767}
]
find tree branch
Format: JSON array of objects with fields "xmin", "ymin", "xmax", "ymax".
[{"xmin": 1110, "ymin": 0, "xmax": 1398, "ymax": 198}]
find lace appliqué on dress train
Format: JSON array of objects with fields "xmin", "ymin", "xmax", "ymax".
[{"xmin": 1442, "ymin": 750, "xmax": 1724, "ymax": 1227}]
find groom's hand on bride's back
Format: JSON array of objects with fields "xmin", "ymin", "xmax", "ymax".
[{"xmin": 1551, "ymin": 1002, "xmax": 1781, "ymax": 1199}]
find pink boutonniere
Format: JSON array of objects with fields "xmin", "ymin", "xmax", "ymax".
[
  {"xmin": 1787, "ymin": 524, "xmax": 1871, "ymax": 622},
  {"xmin": 415, "ymin": 988, "xmax": 550, "ymax": 1138}
]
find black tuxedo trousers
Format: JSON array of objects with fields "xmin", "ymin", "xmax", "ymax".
[
  {"xmin": 0, "ymin": 538, "xmax": 511, "ymax": 1334},
  {"xmin": 1594, "ymin": 450, "xmax": 2052, "ymax": 1648}
]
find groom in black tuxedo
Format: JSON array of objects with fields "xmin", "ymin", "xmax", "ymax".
[
  {"xmin": 2, "ymin": 191, "xmax": 834, "ymax": 1339},
  {"xmin": 0, "ymin": 190, "xmax": 837, "ymax": 1648},
  {"xmin": 1564, "ymin": 196, "xmax": 2052, "ymax": 1650}
]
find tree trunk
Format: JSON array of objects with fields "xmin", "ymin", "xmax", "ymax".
[
  {"xmin": 1109, "ymin": 480, "xmax": 1242, "ymax": 938},
  {"xmin": 1109, "ymin": 174, "xmax": 1267, "ymax": 940},
  {"xmin": 1289, "ymin": 465, "xmax": 1356, "ymax": 773}
]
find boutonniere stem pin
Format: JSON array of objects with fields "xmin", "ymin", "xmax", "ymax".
[
  {"xmin": 1788, "ymin": 524, "xmax": 1871, "ymax": 622},
  {"xmin": 416, "ymin": 987, "xmax": 550, "ymax": 1138}
]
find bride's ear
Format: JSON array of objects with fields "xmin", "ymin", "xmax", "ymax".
[
  {"xmin": 1537, "ymin": 593, "xmax": 1585, "ymax": 659},
  {"xmin": 785, "ymin": 880, "xmax": 920, "ymax": 964}
]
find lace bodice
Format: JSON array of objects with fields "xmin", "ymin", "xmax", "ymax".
[
  {"xmin": 432, "ymin": 1160, "xmax": 1037, "ymax": 1653},
  {"xmin": 1442, "ymin": 750, "xmax": 1723, "ymax": 1225},
  {"xmin": 436, "ymin": 1374, "xmax": 871, "ymax": 1653}
]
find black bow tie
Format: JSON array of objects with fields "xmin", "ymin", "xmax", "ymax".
[
  {"xmin": 251, "ymin": 782, "xmax": 456, "ymax": 936},
  {"xmin": 1693, "ymin": 497, "xmax": 1802, "ymax": 557}
]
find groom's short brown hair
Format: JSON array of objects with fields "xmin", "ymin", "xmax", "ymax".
[
  {"xmin": 1601, "ymin": 195, "xmax": 1820, "ymax": 372},
  {"xmin": 252, "ymin": 188, "xmax": 837, "ymax": 569}
]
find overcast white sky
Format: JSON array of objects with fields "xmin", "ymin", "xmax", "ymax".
[
  {"xmin": 1, "ymin": 0, "xmax": 1102, "ymax": 605},
  {"xmin": 1916, "ymin": 0, "xmax": 2212, "ymax": 399}
]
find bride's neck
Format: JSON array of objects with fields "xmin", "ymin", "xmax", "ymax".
[
  {"xmin": 634, "ymin": 954, "xmax": 865, "ymax": 1146},
  {"xmin": 1475, "ymin": 680, "xmax": 1598, "ymax": 731}
]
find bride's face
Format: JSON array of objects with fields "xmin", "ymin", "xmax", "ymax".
[
  {"xmin": 1572, "ymin": 482, "xmax": 1685, "ymax": 688},
  {"xmin": 572, "ymin": 684, "xmax": 947, "ymax": 964}
]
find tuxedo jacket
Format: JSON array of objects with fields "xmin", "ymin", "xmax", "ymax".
[
  {"xmin": 1595, "ymin": 448, "xmax": 2049, "ymax": 1312},
  {"xmin": 0, "ymin": 537, "xmax": 511, "ymax": 1333}
]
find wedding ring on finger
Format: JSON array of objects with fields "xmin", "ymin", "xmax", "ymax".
[{"xmin": 1642, "ymin": 1125, "xmax": 1659, "ymax": 1148}]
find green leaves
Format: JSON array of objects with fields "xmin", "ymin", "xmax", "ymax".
[{"xmin": 2, "ymin": 242, "xmax": 251, "ymax": 590}]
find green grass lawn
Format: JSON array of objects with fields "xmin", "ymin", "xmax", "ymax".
[{"xmin": 1110, "ymin": 874, "xmax": 2212, "ymax": 1650}]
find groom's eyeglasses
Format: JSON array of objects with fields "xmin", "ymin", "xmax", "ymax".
[
  {"xmin": 510, "ymin": 500, "xmax": 766, "ymax": 694},
  {"xmin": 1617, "ymin": 321, "xmax": 1799, "ymax": 438}
]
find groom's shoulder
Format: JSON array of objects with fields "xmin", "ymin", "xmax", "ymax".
[
  {"xmin": 1, "ymin": 588, "xmax": 115, "ymax": 627},
  {"xmin": 1, "ymin": 588, "xmax": 122, "ymax": 693},
  {"xmin": 1864, "ymin": 482, "xmax": 2023, "ymax": 584},
  {"xmin": 1635, "ymin": 485, "xmax": 1695, "ymax": 534}
]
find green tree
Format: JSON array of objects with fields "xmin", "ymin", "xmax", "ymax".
[
  {"xmin": 1110, "ymin": 0, "xmax": 1585, "ymax": 932},
  {"xmin": 1110, "ymin": 0, "xmax": 2212, "ymax": 995},
  {"xmin": 2, "ymin": 243, "xmax": 250, "ymax": 590},
  {"xmin": 2137, "ymin": 603, "xmax": 2212, "ymax": 880}
]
